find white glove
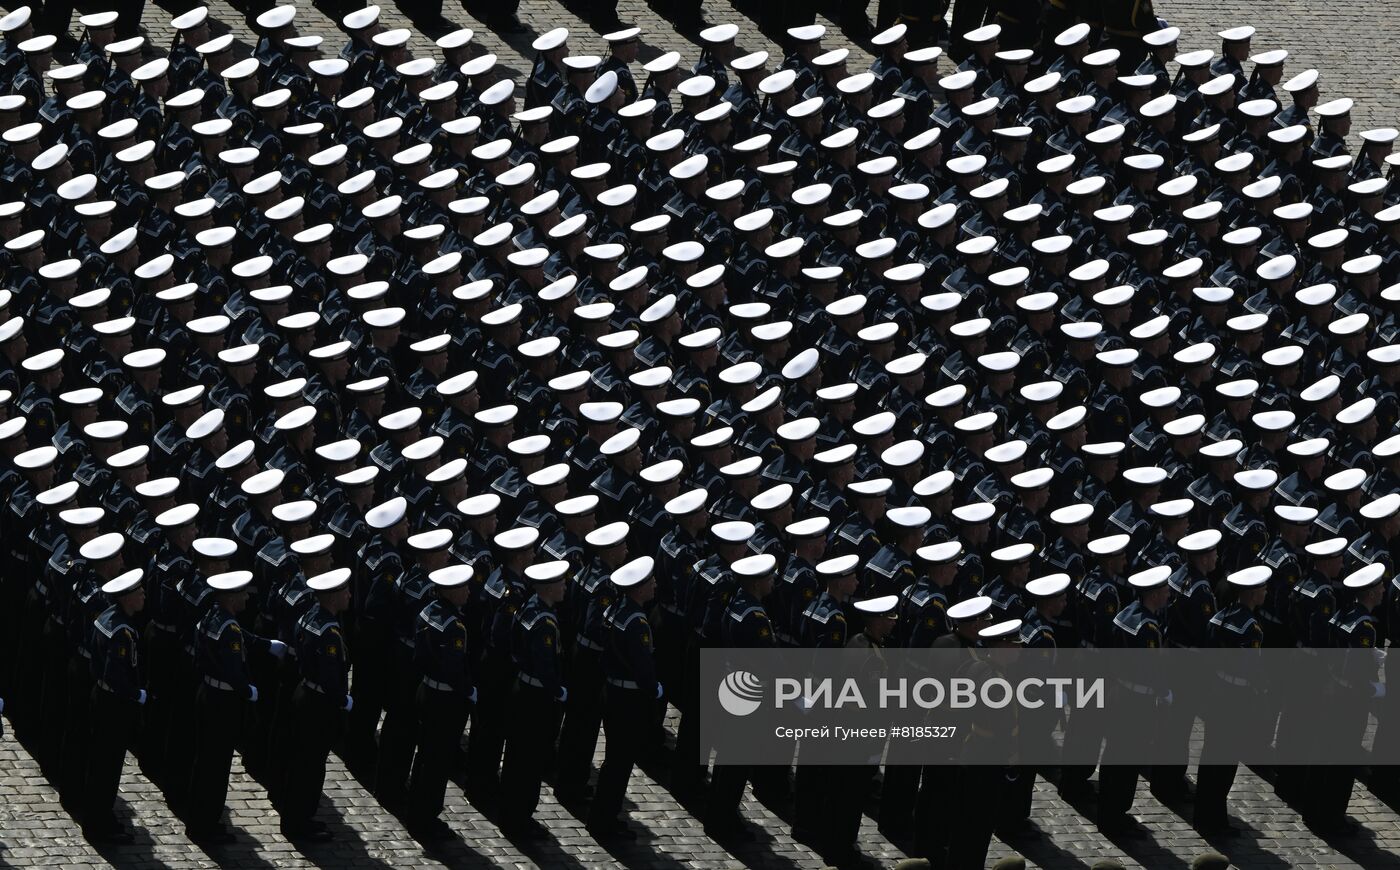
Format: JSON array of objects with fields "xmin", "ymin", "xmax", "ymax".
[
  {"xmin": 249, "ymin": 684, "xmax": 260, "ymax": 703},
  {"xmin": 655, "ymin": 682, "xmax": 664, "ymax": 700},
  {"xmin": 1161, "ymin": 690, "xmax": 1174, "ymax": 706},
  {"xmin": 557, "ymin": 686, "xmax": 568, "ymax": 703},
  {"xmin": 138, "ymin": 689, "xmax": 148, "ymax": 705},
  {"xmin": 343, "ymin": 695, "xmax": 354, "ymax": 712},
  {"xmin": 1373, "ymin": 681, "xmax": 1387, "ymax": 699},
  {"xmin": 0, "ymin": 697, "xmax": 6, "ymax": 714},
  {"xmin": 468, "ymin": 687, "xmax": 478, "ymax": 703},
  {"xmin": 268, "ymin": 640, "xmax": 288, "ymax": 659}
]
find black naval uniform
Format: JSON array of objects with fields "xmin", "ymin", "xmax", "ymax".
[
  {"xmin": 586, "ymin": 594, "xmax": 659, "ymax": 834},
  {"xmin": 83, "ymin": 601, "xmax": 147, "ymax": 839},
  {"xmin": 406, "ymin": 595, "xmax": 475, "ymax": 833},
  {"xmin": 499, "ymin": 590, "xmax": 566, "ymax": 833},
  {"xmin": 1194, "ymin": 600, "xmax": 1263, "ymax": 833},
  {"xmin": 187, "ymin": 601, "xmax": 275, "ymax": 840},
  {"xmin": 279, "ymin": 600, "xmax": 350, "ymax": 835}
]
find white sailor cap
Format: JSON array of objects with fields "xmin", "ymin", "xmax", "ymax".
[
  {"xmin": 97, "ymin": 568, "xmax": 145, "ymax": 598},
  {"xmin": 366, "ymin": 496, "xmax": 408, "ymax": 529},
  {"xmin": 428, "ymin": 565, "xmax": 473, "ymax": 589},
  {"xmin": 816, "ymin": 554, "xmax": 861, "ymax": 577},
  {"xmin": 1233, "ymin": 468, "xmax": 1279, "ymax": 490},
  {"xmin": 524, "ymin": 463, "xmax": 568, "ymax": 489},
  {"xmin": 1344, "ymin": 563, "xmax": 1387, "ymax": 590},
  {"xmin": 665, "ymin": 488, "xmax": 709, "ymax": 516},
  {"xmin": 733, "ymin": 553, "xmax": 780, "ymax": 580},
  {"xmin": 455, "ymin": 493, "xmax": 501, "ymax": 518},
  {"xmin": 1124, "ymin": 566, "xmax": 1170, "ymax": 591},
  {"xmin": 1360, "ymin": 493, "xmax": 1400, "ymax": 521},
  {"xmin": 851, "ymin": 595, "xmax": 899, "ymax": 618},
  {"xmin": 639, "ymin": 459, "xmax": 684, "ymax": 485},
  {"xmin": 205, "ymin": 570, "xmax": 258, "ymax": 594},
  {"xmin": 611, "ymin": 556, "xmax": 655, "ymax": 588},
  {"xmin": 299, "ymin": 568, "xmax": 350, "ymax": 594},
  {"xmin": 1021, "ymin": 573, "xmax": 1070, "ymax": 599},
  {"xmin": 79, "ymin": 531, "xmax": 127, "ymax": 562},
  {"xmin": 1316, "ymin": 97, "xmax": 1353, "ymax": 118},
  {"xmin": 193, "ymin": 537, "xmax": 235, "ymax": 561}
]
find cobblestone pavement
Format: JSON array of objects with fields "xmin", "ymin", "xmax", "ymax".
[{"xmin": 6, "ymin": 0, "xmax": 1400, "ymax": 867}]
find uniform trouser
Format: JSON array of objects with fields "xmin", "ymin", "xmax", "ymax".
[
  {"xmin": 186, "ymin": 685, "xmax": 245, "ymax": 833},
  {"xmin": 37, "ymin": 617, "xmax": 69, "ymax": 767},
  {"xmin": 1195, "ymin": 687, "xmax": 1248, "ymax": 829},
  {"xmin": 1037, "ymin": 1, "xmax": 1073, "ymax": 51},
  {"xmin": 280, "ymin": 684, "xmax": 340, "ymax": 828},
  {"xmin": 948, "ymin": 0, "xmax": 989, "ymax": 59},
  {"xmin": 60, "ymin": 654, "xmax": 94, "ymax": 805},
  {"xmin": 267, "ymin": 654, "xmax": 303, "ymax": 807},
  {"xmin": 1005, "ymin": 766, "xmax": 1037, "ymax": 826},
  {"xmin": 586, "ymin": 685, "xmax": 653, "ymax": 827},
  {"xmin": 1098, "ymin": 692, "xmax": 1157, "ymax": 821},
  {"xmin": 469, "ymin": 0, "xmax": 518, "ymax": 21},
  {"xmin": 946, "ymin": 765, "xmax": 1001, "ymax": 869},
  {"xmin": 838, "ymin": 0, "xmax": 871, "ymax": 31},
  {"xmin": 879, "ymin": 765, "xmax": 920, "ymax": 831},
  {"xmin": 464, "ymin": 652, "xmax": 514, "ymax": 794},
  {"xmin": 0, "ymin": 556, "xmax": 29, "ymax": 703},
  {"xmin": 908, "ymin": 0, "xmax": 952, "ymax": 43},
  {"xmin": 829, "ymin": 763, "xmax": 878, "ymax": 851},
  {"xmin": 1303, "ymin": 692, "xmax": 1369, "ymax": 827},
  {"xmin": 244, "ymin": 618, "xmax": 280, "ymax": 775},
  {"xmin": 1008, "ymin": 709, "xmax": 1057, "ymax": 826},
  {"xmin": 36, "ymin": 0, "xmax": 76, "ymax": 36},
  {"xmin": 1151, "ymin": 675, "xmax": 1194, "ymax": 793},
  {"xmin": 13, "ymin": 588, "xmax": 46, "ymax": 736},
  {"xmin": 1060, "ymin": 701, "xmax": 1105, "ymax": 788},
  {"xmin": 346, "ymin": 635, "xmax": 388, "ymax": 766},
  {"xmin": 705, "ymin": 753, "xmax": 750, "ymax": 827},
  {"xmin": 793, "ymin": 762, "xmax": 833, "ymax": 835},
  {"xmin": 649, "ymin": 0, "xmax": 699, "ymax": 26},
  {"xmin": 164, "ymin": 654, "xmax": 199, "ymax": 809},
  {"xmin": 995, "ymin": 12, "xmax": 1039, "ymax": 49},
  {"xmin": 1368, "ymin": 654, "xmax": 1400, "ymax": 794},
  {"xmin": 653, "ymin": 610, "xmax": 684, "ymax": 733},
  {"xmin": 1104, "ymin": 33, "xmax": 1148, "ymax": 73},
  {"xmin": 555, "ymin": 646, "xmax": 605, "ymax": 791},
  {"xmin": 374, "ymin": 644, "xmax": 419, "ymax": 808},
  {"xmin": 670, "ymin": 636, "xmax": 706, "ymax": 793},
  {"xmin": 499, "ymin": 682, "xmax": 562, "ymax": 828},
  {"xmin": 82, "ymin": 688, "xmax": 138, "ymax": 833},
  {"xmin": 1274, "ymin": 653, "xmax": 1323, "ymax": 801},
  {"xmin": 914, "ymin": 763, "xmax": 960, "ymax": 866},
  {"xmin": 407, "ymin": 684, "xmax": 471, "ymax": 824},
  {"xmin": 770, "ymin": 0, "xmax": 816, "ymax": 40},
  {"xmin": 140, "ymin": 625, "xmax": 179, "ymax": 779}
]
